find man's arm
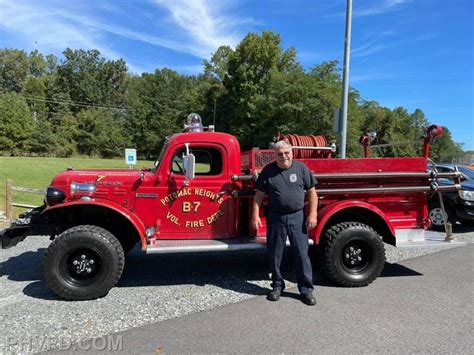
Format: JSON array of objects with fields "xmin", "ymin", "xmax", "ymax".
[
  {"xmin": 251, "ymin": 190, "xmax": 265, "ymax": 232},
  {"xmin": 306, "ymin": 187, "xmax": 318, "ymax": 230}
]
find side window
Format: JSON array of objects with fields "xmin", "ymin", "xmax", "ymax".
[{"xmin": 171, "ymin": 147, "xmax": 223, "ymax": 176}]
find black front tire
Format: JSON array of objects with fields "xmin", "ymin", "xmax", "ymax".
[
  {"xmin": 43, "ymin": 225, "xmax": 125, "ymax": 300},
  {"xmin": 321, "ymin": 222, "xmax": 385, "ymax": 287}
]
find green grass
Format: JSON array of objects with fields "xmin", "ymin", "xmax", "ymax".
[{"xmin": 0, "ymin": 157, "xmax": 154, "ymax": 218}]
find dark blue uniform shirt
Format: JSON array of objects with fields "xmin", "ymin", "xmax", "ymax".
[{"xmin": 255, "ymin": 160, "xmax": 317, "ymax": 215}]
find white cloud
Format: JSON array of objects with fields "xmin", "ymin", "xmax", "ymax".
[
  {"xmin": 354, "ymin": 0, "xmax": 413, "ymax": 17},
  {"xmin": 0, "ymin": 0, "xmax": 251, "ymax": 73},
  {"xmin": 0, "ymin": 0, "xmax": 124, "ymax": 63},
  {"xmin": 352, "ymin": 33, "xmax": 437, "ymax": 58},
  {"xmin": 151, "ymin": 0, "xmax": 249, "ymax": 55}
]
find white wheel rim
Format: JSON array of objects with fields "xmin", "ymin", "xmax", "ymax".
[{"xmin": 429, "ymin": 207, "xmax": 445, "ymax": 226}]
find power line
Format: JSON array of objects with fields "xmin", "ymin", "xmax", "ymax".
[{"xmin": 0, "ymin": 88, "xmax": 133, "ymax": 111}]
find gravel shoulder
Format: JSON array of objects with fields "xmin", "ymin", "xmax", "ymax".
[{"xmin": 1, "ymin": 225, "xmax": 473, "ymax": 353}]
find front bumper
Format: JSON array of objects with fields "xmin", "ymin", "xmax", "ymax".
[
  {"xmin": 0, "ymin": 225, "xmax": 32, "ymax": 249},
  {"xmin": 0, "ymin": 205, "xmax": 52, "ymax": 249}
]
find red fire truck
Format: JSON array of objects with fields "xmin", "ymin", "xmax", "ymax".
[{"xmin": 0, "ymin": 114, "xmax": 460, "ymax": 300}]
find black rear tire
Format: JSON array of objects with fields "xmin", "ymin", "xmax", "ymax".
[
  {"xmin": 43, "ymin": 225, "xmax": 125, "ymax": 300},
  {"xmin": 321, "ymin": 222, "xmax": 385, "ymax": 287}
]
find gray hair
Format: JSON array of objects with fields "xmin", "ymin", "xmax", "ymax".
[{"xmin": 273, "ymin": 140, "xmax": 292, "ymax": 151}]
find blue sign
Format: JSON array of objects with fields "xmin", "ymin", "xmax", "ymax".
[{"xmin": 125, "ymin": 148, "xmax": 137, "ymax": 165}]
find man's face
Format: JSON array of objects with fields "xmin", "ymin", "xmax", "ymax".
[{"xmin": 274, "ymin": 146, "xmax": 293, "ymax": 169}]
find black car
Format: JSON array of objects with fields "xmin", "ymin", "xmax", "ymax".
[{"xmin": 428, "ymin": 164, "xmax": 474, "ymax": 229}]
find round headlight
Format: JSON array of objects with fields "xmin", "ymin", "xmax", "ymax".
[{"xmin": 46, "ymin": 187, "xmax": 66, "ymax": 206}]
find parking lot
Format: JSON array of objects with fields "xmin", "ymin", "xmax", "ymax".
[{"xmin": 1, "ymin": 225, "xmax": 473, "ymax": 353}]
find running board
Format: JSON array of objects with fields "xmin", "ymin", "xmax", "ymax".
[
  {"xmin": 395, "ymin": 229, "xmax": 466, "ymax": 248},
  {"xmin": 146, "ymin": 237, "xmax": 314, "ymax": 254}
]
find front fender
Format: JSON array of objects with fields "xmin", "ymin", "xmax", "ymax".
[
  {"xmin": 313, "ymin": 200, "xmax": 396, "ymax": 244},
  {"xmin": 43, "ymin": 200, "xmax": 147, "ymax": 250}
]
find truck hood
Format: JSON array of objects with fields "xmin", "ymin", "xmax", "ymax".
[
  {"xmin": 51, "ymin": 169, "xmax": 143, "ymax": 187},
  {"xmin": 49, "ymin": 169, "xmax": 147, "ymax": 207}
]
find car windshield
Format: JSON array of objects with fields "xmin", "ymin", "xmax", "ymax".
[{"xmin": 458, "ymin": 166, "xmax": 474, "ymax": 180}]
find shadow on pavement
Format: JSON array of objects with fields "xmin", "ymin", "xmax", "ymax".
[
  {"xmin": 1, "ymin": 246, "xmax": 426, "ymax": 301},
  {"xmin": 380, "ymin": 262, "xmax": 423, "ymax": 277}
]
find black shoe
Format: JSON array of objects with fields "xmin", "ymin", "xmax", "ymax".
[
  {"xmin": 301, "ymin": 293, "xmax": 316, "ymax": 306},
  {"xmin": 266, "ymin": 288, "xmax": 282, "ymax": 301}
]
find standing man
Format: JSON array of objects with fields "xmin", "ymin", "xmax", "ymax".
[{"xmin": 251, "ymin": 140, "xmax": 318, "ymax": 306}]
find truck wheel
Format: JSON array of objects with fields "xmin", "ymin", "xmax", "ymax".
[
  {"xmin": 321, "ymin": 222, "xmax": 385, "ymax": 287},
  {"xmin": 428, "ymin": 202, "xmax": 455, "ymax": 230},
  {"xmin": 43, "ymin": 225, "xmax": 125, "ymax": 300}
]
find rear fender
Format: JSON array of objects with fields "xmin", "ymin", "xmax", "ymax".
[
  {"xmin": 313, "ymin": 200, "xmax": 396, "ymax": 244},
  {"xmin": 43, "ymin": 200, "xmax": 147, "ymax": 250}
]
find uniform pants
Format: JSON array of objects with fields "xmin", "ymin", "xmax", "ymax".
[{"xmin": 266, "ymin": 210, "xmax": 314, "ymax": 295}]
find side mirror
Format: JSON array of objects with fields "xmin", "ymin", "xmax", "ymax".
[{"xmin": 184, "ymin": 153, "xmax": 195, "ymax": 183}]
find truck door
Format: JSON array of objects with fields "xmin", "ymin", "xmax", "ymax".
[{"xmin": 157, "ymin": 144, "xmax": 233, "ymax": 239}]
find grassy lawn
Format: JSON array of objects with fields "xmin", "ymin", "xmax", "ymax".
[{"xmin": 0, "ymin": 157, "xmax": 154, "ymax": 218}]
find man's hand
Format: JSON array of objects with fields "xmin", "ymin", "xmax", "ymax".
[
  {"xmin": 251, "ymin": 215, "xmax": 263, "ymax": 232},
  {"xmin": 306, "ymin": 213, "xmax": 317, "ymax": 230}
]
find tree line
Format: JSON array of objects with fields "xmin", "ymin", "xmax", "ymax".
[{"xmin": 0, "ymin": 31, "xmax": 465, "ymax": 162}]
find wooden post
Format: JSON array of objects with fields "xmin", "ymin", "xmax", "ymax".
[{"xmin": 6, "ymin": 179, "xmax": 12, "ymax": 220}]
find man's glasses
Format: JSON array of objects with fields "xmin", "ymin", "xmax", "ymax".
[{"xmin": 276, "ymin": 151, "xmax": 291, "ymax": 157}]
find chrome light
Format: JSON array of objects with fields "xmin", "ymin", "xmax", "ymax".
[
  {"xmin": 70, "ymin": 182, "xmax": 96, "ymax": 195},
  {"xmin": 459, "ymin": 190, "xmax": 474, "ymax": 201}
]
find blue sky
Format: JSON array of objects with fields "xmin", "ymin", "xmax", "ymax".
[{"xmin": 1, "ymin": 0, "xmax": 473, "ymax": 150}]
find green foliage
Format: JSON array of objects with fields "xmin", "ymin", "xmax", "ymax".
[
  {"xmin": 0, "ymin": 92, "xmax": 34, "ymax": 154},
  {"xmin": 57, "ymin": 49, "xmax": 128, "ymax": 113},
  {"xmin": 0, "ymin": 49, "xmax": 30, "ymax": 92},
  {"xmin": 75, "ymin": 109, "xmax": 127, "ymax": 158},
  {"xmin": 28, "ymin": 50, "xmax": 47, "ymax": 77},
  {"xmin": 0, "ymin": 31, "xmax": 466, "ymax": 160}
]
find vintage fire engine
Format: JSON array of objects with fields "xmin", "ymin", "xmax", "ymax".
[{"xmin": 0, "ymin": 114, "xmax": 461, "ymax": 300}]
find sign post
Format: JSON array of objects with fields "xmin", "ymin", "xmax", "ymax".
[{"xmin": 125, "ymin": 148, "xmax": 137, "ymax": 169}]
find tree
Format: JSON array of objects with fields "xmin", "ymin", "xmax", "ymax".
[
  {"xmin": 0, "ymin": 92, "xmax": 34, "ymax": 154},
  {"xmin": 0, "ymin": 49, "xmax": 29, "ymax": 92},
  {"xmin": 29, "ymin": 50, "xmax": 47, "ymax": 77},
  {"xmin": 125, "ymin": 69, "xmax": 199, "ymax": 158},
  {"xmin": 23, "ymin": 77, "xmax": 47, "ymax": 120},
  {"xmin": 223, "ymin": 31, "xmax": 301, "ymax": 148},
  {"xmin": 57, "ymin": 49, "xmax": 128, "ymax": 113},
  {"xmin": 75, "ymin": 109, "xmax": 127, "ymax": 158},
  {"xmin": 28, "ymin": 117, "xmax": 57, "ymax": 156}
]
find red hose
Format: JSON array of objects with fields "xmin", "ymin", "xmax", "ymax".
[{"xmin": 277, "ymin": 134, "xmax": 330, "ymax": 158}]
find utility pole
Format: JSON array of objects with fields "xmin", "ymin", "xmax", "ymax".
[{"xmin": 340, "ymin": 0, "xmax": 353, "ymax": 158}]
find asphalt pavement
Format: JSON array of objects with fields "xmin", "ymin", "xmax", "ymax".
[{"xmin": 68, "ymin": 244, "xmax": 474, "ymax": 354}]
